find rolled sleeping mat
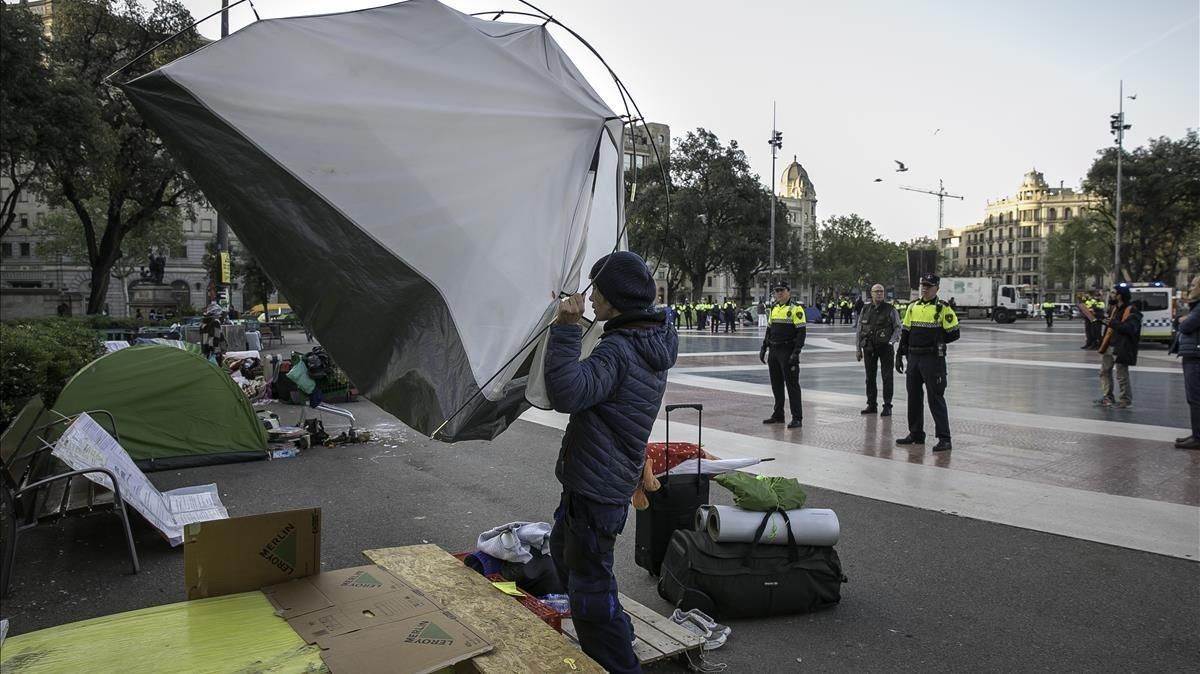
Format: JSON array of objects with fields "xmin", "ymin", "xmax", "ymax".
[
  {"xmin": 707, "ymin": 506, "xmax": 840, "ymax": 546},
  {"xmin": 694, "ymin": 505, "xmax": 715, "ymax": 532}
]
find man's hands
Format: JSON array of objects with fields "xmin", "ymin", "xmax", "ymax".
[
  {"xmin": 856, "ymin": 349, "xmax": 863, "ymax": 362},
  {"xmin": 759, "ymin": 345, "xmax": 768, "ymax": 364},
  {"xmin": 895, "ymin": 354, "xmax": 905, "ymax": 374},
  {"xmin": 789, "ymin": 350, "xmax": 800, "ymax": 374},
  {"xmin": 555, "ymin": 294, "xmax": 585, "ymax": 325}
]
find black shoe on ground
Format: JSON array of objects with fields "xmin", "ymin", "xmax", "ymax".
[
  {"xmin": 1175, "ymin": 436, "xmax": 1200, "ymax": 450},
  {"xmin": 932, "ymin": 439, "xmax": 953, "ymax": 452},
  {"xmin": 860, "ymin": 406, "xmax": 877, "ymax": 415},
  {"xmin": 763, "ymin": 416, "xmax": 784, "ymax": 425},
  {"xmin": 1177, "ymin": 435, "xmax": 1193, "ymax": 444},
  {"xmin": 896, "ymin": 435, "xmax": 925, "ymax": 445},
  {"xmin": 880, "ymin": 405, "xmax": 892, "ymax": 417},
  {"xmin": 787, "ymin": 419, "xmax": 802, "ymax": 429}
]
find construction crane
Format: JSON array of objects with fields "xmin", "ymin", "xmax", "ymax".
[{"xmin": 899, "ymin": 179, "xmax": 963, "ymax": 230}]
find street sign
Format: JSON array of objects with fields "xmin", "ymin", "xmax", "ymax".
[{"xmin": 219, "ymin": 251, "xmax": 231, "ymax": 284}]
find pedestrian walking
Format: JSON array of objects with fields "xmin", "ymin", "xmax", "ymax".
[
  {"xmin": 759, "ymin": 282, "xmax": 806, "ymax": 429},
  {"xmin": 1042, "ymin": 299, "xmax": 1055, "ymax": 328},
  {"xmin": 545, "ymin": 250, "xmax": 677, "ymax": 673},
  {"xmin": 1096, "ymin": 285, "xmax": 1142, "ymax": 409},
  {"xmin": 1170, "ymin": 276, "xmax": 1200, "ymax": 449},
  {"xmin": 895, "ymin": 274, "xmax": 960, "ymax": 452},
  {"xmin": 757, "ymin": 301, "xmax": 767, "ymax": 329},
  {"xmin": 856, "ymin": 284, "xmax": 902, "ymax": 416}
]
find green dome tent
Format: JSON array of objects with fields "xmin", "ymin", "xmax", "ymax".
[{"xmin": 53, "ymin": 345, "xmax": 268, "ymax": 470}]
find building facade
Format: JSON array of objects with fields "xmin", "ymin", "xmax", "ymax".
[{"xmin": 957, "ymin": 170, "xmax": 1101, "ymax": 301}]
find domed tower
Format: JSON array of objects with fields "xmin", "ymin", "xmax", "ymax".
[{"xmin": 779, "ymin": 156, "xmax": 818, "ymax": 243}]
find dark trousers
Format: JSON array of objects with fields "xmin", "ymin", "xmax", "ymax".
[
  {"xmin": 684, "ymin": 314, "xmax": 693, "ymax": 329},
  {"xmin": 550, "ymin": 491, "xmax": 640, "ymax": 673},
  {"xmin": 1185, "ymin": 359, "xmax": 1200, "ymax": 437},
  {"xmin": 863, "ymin": 344, "xmax": 895, "ymax": 408},
  {"xmin": 906, "ymin": 353, "xmax": 950, "ymax": 440},
  {"xmin": 1044, "ymin": 311, "xmax": 1054, "ymax": 327},
  {"xmin": 768, "ymin": 345, "xmax": 803, "ymax": 420}
]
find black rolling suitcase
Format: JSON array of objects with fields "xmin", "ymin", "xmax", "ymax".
[{"xmin": 635, "ymin": 403, "xmax": 710, "ymax": 576}]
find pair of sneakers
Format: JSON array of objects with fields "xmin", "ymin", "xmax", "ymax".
[{"xmin": 670, "ymin": 608, "xmax": 730, "ymax": 650}]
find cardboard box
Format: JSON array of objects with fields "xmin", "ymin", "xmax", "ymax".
[
  {"xmin": 184, "ymin": 508, "xmax": 321, "ymax": 600},
  {"xmin": 263, "ymin": 565, "xmax": 493, "ymax": 674}
]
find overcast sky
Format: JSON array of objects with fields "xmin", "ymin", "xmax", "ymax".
[{"xmin": 181, "ymin": 0, "xmax": 1198, "ymax": 242}]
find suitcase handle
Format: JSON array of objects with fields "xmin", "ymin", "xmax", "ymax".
[{"xmin": 663, "ymin": 403, "xmax": 703, "ymax": 493}]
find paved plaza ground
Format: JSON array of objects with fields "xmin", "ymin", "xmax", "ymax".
[{"xmin": 4, "ymin": 320, "xmax": 1199, "ymax": 672}]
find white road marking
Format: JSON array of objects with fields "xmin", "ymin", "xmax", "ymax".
[{"xmin": 520, "ymin": 409, "xmax": 1199, "ymax": 560}]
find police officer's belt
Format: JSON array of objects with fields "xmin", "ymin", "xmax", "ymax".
[
  {"xmin": 907, "ymin": 345, "xmax": 941, "ymax": 355},
  {"xmin": 769, "ymin": 339, "xmax": 795, "ymax": 346}
]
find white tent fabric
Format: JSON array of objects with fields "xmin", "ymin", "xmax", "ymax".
[{"xmin": 123, "ymin": 0, "xmax": 626, "ymax": 440}]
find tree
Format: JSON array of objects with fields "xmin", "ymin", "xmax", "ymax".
[
  {"xmin": 626, "ymin": 129, "xmax": 779, "ymax": 303},
  {"xmin": 30, "ymin": 0, "xmax": 204, "ymax": 314},
  {"xmin": 35, "ymin": 199, "xmax": 183, "ymax": 316},
  {"xmin": 0, "ymin": 4, "xmax": 84, "ymax": 238},
  {"xmin": 810, "ymin": 214, "xmax": 898, "ymax": 295},
  {"xmin": 1043, "ymin": 216, "xmax": 1111, "ymax": 292},
  {"xmin": 1084, "ymin": 131, "xmax": 1200, "ymax": 282},
  {"xmin": 716, "ymin": 186, "xmax": 792, "ymax": 304},
  {"xmin": 239, "ymin": 253, "xmax": 276, "ymax": 313}
]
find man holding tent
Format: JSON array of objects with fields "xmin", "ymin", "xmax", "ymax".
[{"xmin": 545, "ymin": 251, "xmax": 678, "ymax": 673}]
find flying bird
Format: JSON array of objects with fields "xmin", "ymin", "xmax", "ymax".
[
  {"xmin": 1127, "ymin": 94, "xmax": 1137, "ymax": 100},
  {"xmin": 873, "ymin": 178, "xmax": 883, "ymax": 182},
  {"xmin": 894, "ymin": 160, "xmax": 908, "ymax": 172},
  {"xmin": 933, "ymin": 128, "xmax": 941, "ymax": 135}
]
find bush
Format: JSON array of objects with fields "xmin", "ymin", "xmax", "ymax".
[{"xmin": 0, "ymin": 319, "xmax": 103, "ymax": 431}]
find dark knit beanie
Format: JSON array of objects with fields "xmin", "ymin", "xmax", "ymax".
[
  {"xmin": 589, "ymin": 251, "xmax": 657, "ymax": 312},
  {"xmin": 1113, "ymin": 285, "xmax": 1131, "ymax": 302}
]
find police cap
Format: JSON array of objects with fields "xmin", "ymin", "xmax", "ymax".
[{"xmin": 918, "ymin": 273, "xmax": 940, "ymax": 286}]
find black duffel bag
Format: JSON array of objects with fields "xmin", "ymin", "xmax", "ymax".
[{"xmin": 657, "ymin": 510, "xmax": 846, "ymax": 620}]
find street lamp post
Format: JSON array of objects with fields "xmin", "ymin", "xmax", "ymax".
[
  {"xmin": 767, "ymin": 103, "xmax": 783, "ymax": 296},
  {"xmin": 1109, "ymin": 80, "xmax": 1132, "ymax": 284}
]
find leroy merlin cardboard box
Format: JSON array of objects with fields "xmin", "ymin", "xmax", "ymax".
[
  {"xmin": 184, "ymin": 508, "xmax": 321, "ymax": 600},
  {"xmin": 263, "ymin": 564, "xmax": 493, "ymax": 674}
]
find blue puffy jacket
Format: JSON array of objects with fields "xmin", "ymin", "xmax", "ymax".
[
  {"xmin": 545, "ymin": 309, "xmax": 679, "ymax": 505},
  {"xmin": 1172, "ymin": 301, "xmax": 1200, "ymax": 359}
]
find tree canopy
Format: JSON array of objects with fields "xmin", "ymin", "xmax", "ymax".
[
  {"xmin": 809, "ymin": 214, "xmax": 904, "ymax": 296},
  {"xmin": 1084, "ymin": 131, "xmax": 1200, "ymax": 283},
  {"xmin": 11, "ymin": 0, "xmax": 204, "ymax": 313},
  {"xmin": 626, "ymin": 128, "xmax": 792, "ymax": 303}
]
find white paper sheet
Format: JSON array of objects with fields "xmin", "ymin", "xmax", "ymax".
[
  {"xmin": 51, "ymin": 414, "xmax": 228, "ymax": 546},
  {"xmin": 662, "ymin": 457, "xmax": 765, "ymax": 477}
]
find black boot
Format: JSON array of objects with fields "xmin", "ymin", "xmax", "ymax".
[
  {"xmin": 932, "ymin": 438, "xmax": 953, "ymax": 452},
  {"xmin": 860, "ymin": 406, "xmax": 877, "ymax": 415},
  {"xmin": 880, "ymin": 404, "xmax": 892, "ymax": 417},
  {"xmin": 787, "ymin": 418, "xmax": 802, "ymax": 429},
  {"xmin": 896, "ymin": 435, "xmax": 925, "ymax": 445},
  {"xmin": 762, "ymin": 416, "xmax": 784, "ymax": 425}
]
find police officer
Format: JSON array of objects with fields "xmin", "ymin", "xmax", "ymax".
[
  {"xmin": 896, "ymin": 273, "xmax": 960, "ymax": 451},
  {"xmin": 856, "ymin": 283, "xmax": 902, "ymax": 416},
  {"xmin": 759, "ymin": 282, "xmax": 806, "ymax": 428},
  {"xmin": 1042, "ymin": 299, "xmax": 1055, "ymax": 328}
]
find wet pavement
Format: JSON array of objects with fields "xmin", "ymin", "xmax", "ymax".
[{"xmin": 4, "ymin": 324, "xmax": 1198, "ymax": 672}]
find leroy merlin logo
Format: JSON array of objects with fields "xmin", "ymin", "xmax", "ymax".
[
  {"xmin": 404, "ymin": 620, "xmax": 454, "ymax": 646},
  {"xmin": 259, "ymin": 523, "xmax": 297, "ymax": 574},
  {"xmin": 341, "ymin": 570, "xmax": 384, "ymax": 588}
]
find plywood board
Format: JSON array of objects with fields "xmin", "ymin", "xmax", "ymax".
[
  {"xmin": 365, "ymin": 545, "xmax": 602, "ymax": 674},
  {"xmin": 560, "ymin": 593, "xmax": 705, "ymax": 665}
]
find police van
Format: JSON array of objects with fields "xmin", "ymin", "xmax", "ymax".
[{"xmin": 1124, "ymin": 282, "xmax": 1175, "ymax": 342}]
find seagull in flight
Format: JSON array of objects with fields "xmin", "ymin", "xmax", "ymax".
[
  {"xmin": 873, "ymin": 178, "xmax": 884, "ymax": 182},
  {"xmin": 894, "ymin": 160, "xmax": 909, "ymax": 172}
]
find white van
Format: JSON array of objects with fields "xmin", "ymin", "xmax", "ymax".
[{"xmin": 1126, "ymin": 283, "xmax": 1174, "ymax": 342}]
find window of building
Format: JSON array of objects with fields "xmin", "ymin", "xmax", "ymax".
[
  {"xmin": 1008, "ymin": 242, "xmax": 1014, "ymax": 254},
  {"xmin": 1008, "ymin": 227, "xmax": 1014, "ymax": 239},
  {"xmin": 1033, "ymin": 226, "xmax": 1041, "ymax": 237},
  {"xmin": 1020, "ymin": 226, "xmax": 1032, "ymax": 238},
  {"xmin": 1006, "ymin": 274, "xmax": 1013, "ymax": 285},
  {"xmin": 8, "ymin": 281, "xmax": 42, "ymax": 288},
  {"xmin": 1, "ymin": 243, "xmax": 11, "ymax": 258},
  {"xmin": 18, "ymin": 190, "xmax": 28, "ymax": 203},
  {"xmin": 1064, "ymin": 207, "xmax": 1072, "ymax": 219},
  {"xmin": 1048, "ymin": 225, "xmax": 1055, "ymax": 236},
  {"xmin": 1007, "ymin": 258, "xmax": 1013, "ymax": 270},
  {"xmin": 200, "ymin": 218, "xmax": 213, "ymax": 233},
  {"xmin": 987, "ymin": 259, "xmax": 993, "ymax": 271},
  {"xmin": 998, "ymin": 214, "xmax": 1004, "ymax": 225},
  {"xmin": 1048, "ymin": 208, "xmax": 1056, "ymax": 220},
  {"xmin": 706, "ymin": 276, "xmax": 713, "ymax": 287},
  {"xmin": 19, "ymin": 215, "xmax": 29, "ymax": 229},
  {"xmin": 172, "ymin": 245, "xmax": 188, "ymax": 259},
  {"xmin": 36, "ymin": 212, "xmax": 45, "ymax": 225},
  {"xmin": 1033, "ymin": 241, "xmax": 1041, "ymax": 253},
  {"xmin": 19, "ymin": 243, "xmax": 31, "ymax": 257},
  {"xmin": 1032, "ymin": 258, "xmax": 1039, "ymax": 270},
  {"xmin": 184, "ymin": 219, "xmax": 195, "ymax": 233}
]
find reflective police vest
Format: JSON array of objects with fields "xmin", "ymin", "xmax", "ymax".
[
  {"xmin": 1042, "ymin": 301, "xmax": 1055, "ymax": 311},
  {"xmin": 902, "ymin": 298, "xmax": 960, "ymax": 354},
  {"xmin": 768, "ymin": 302, "xmax": 807, "ymax": 344}
]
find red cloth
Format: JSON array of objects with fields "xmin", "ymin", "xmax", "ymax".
[{"xmin": 644, "ymin": 442, "xmax": 704, "ymax": 477}]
